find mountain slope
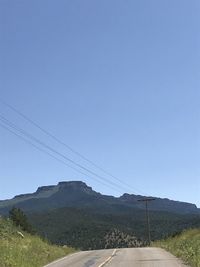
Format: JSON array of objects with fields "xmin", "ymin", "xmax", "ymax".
[{"xmin": 28, "ymin": 206, "xmax": 200, "ymax": 250}]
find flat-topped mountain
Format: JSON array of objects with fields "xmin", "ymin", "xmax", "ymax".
[{"xmin": 0, "ymin": 181, "xmax": 199, "ymax": 215}]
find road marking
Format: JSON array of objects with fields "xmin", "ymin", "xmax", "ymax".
[
  {"xmin": 43, "ymin": 251, "xmax": 85, "ymax": 267},
  {"xmin": 98, "ymin": 249, "xmax": 117, "ymax": 267}
]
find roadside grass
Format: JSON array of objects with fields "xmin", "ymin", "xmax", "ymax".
[
  {"xmin": 0, "ymin": 217, "xmax": 76, "ymax": 267},
  {"xmin": 153, "ymin": 228, "xmax": 200, "ymax": 267}
]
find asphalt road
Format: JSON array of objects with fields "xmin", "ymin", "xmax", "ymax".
[{"xmin": 44, "ymin": 247, "xmax": 188, "ymax": 267}]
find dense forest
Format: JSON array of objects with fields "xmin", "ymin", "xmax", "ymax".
[{"xmin": 29, "ymin": 206, "xmax": 200, "ymax": 250}]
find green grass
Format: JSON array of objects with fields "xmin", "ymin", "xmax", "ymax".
[
  {"xmin": 153, "ymin": 228, "xmax": 200, "ymax": 267},
  {"xmin": 0, "ymin": 217, "xmax": 76, "ymax": 267}
]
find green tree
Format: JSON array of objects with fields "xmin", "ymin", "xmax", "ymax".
[{"xmin": 9, "ymin": 207, "xmax": 34, "ymax": 233}]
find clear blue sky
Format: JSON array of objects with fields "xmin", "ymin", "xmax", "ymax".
[{"xmin": 0, "ymin": 0, "xmax": 199, "ymax": 206}]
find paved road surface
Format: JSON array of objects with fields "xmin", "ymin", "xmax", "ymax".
[{"xmin": 44, "ymin": 247, "xmax": 188, "ymax": 267}]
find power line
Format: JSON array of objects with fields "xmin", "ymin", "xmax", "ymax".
[
  {"xmin": 0, "ymin": 121, "xmax": 123, "ymax": 194},
  {"xmin": 0, "ymin": 115, "xmax": 126, "ymax": 193},
  {"xmin": 0, "ymin": 98, "xmax": 146, "ymax": 195},
  {"xmin": 0, "ymin": 115, "xmax": 123, "ymax": 192}
]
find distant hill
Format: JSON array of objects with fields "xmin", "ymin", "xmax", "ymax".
[
  {"xmin": 0, "ymin": 181, "xmax": 199, "ymax": 215},
  {"xmin": 1, "ymin": 181, "xmax": 199, "ymax": 250}
]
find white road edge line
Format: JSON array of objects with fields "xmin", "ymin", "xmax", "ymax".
[
  {"xmin": 43, "ymin": 251, "xmax": 83, "ymax": 267},
  {"xmin": 98, "ymin": 249, "xmax": 117, "ymax": 267}
]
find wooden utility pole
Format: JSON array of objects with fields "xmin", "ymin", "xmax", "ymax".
[{"xmin": 138, "ymin": 197, "xmax": 155, "ymax": 246}]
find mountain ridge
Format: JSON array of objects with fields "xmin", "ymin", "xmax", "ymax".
[{"xmin": 0, "ymin": 181, "xmax": 199, "ymax": 215}]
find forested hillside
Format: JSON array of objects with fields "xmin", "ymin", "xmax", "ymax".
[{"xmin": 29, "ymin": 206, "xmax": 200, "ymax": 250}]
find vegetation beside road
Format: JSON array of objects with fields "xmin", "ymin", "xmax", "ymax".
[
  {"xmin": 0, "ymin": 217, "xmax": 75, "ymax": 267},
  {"xmin": 153, "ymin": 228, "xmax": 200, "ymax": 267}
]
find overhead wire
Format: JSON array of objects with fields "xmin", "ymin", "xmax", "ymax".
[
  {"xmin": 0, "ymin": 121, "xmax": 123, "ymax": 194},
  {"xmin": 0, "ymin": 114, "xmax": 125, "ymax": 194},
  {"xmin": 0, "ymin": 98, "xmax": 146, "ymax": 195}
]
